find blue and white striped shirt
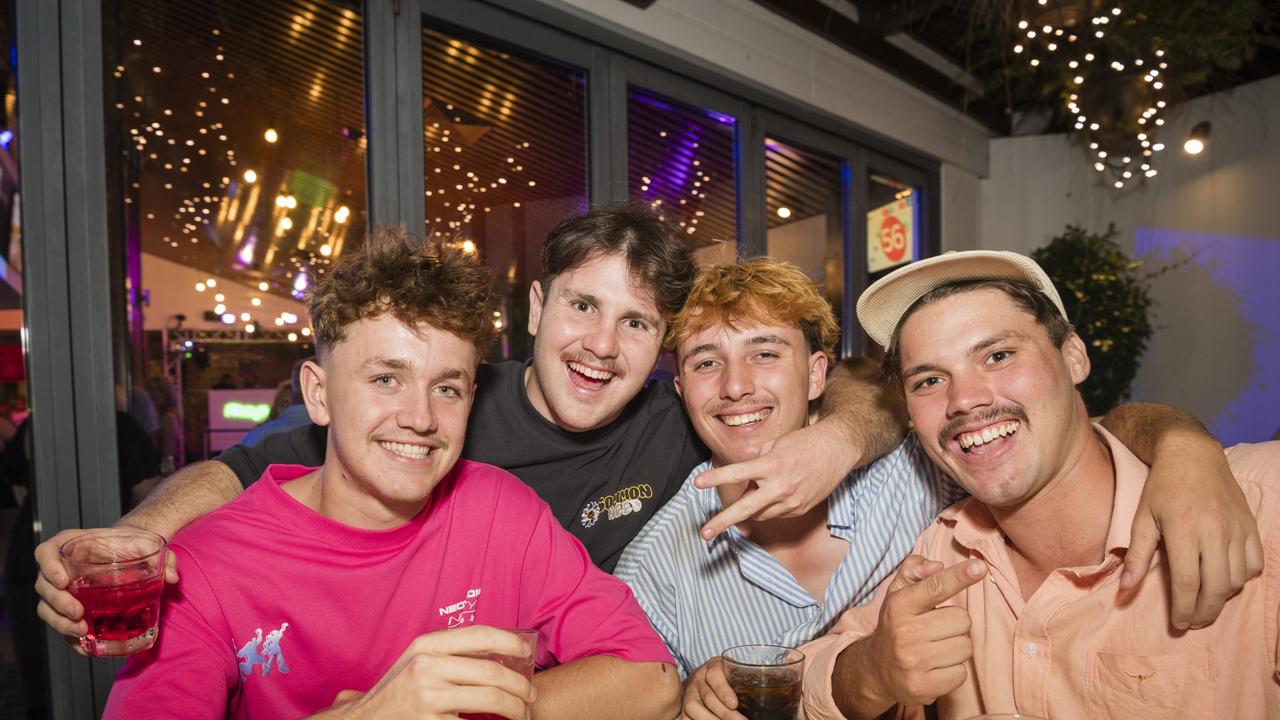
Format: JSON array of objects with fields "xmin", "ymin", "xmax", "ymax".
[{"xmin": 614, "ymin": 432, "xmax": 964, "ymax": 678}]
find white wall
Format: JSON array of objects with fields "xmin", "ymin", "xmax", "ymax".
[
  {"xmin": 980, "ymin": 74, "xmax": 1280, "ymax": 444},
  {"xmin": 542, "ymin": 0, "xmax": 989, "ymax": 253}
]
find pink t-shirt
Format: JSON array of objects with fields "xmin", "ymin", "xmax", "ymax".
[{"xmin": 105, "ymin": 461, "xmax": 673, "ymax": 719}]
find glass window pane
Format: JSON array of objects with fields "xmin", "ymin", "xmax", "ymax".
[
  {"xmin": 422, "ymin": 25, "xmax": 588, "ymax": 361},
  {"xmin": 866, "ymin": 172, "xmax": 921, "ymax": 280},
  {"xmin": 765, "ymin": 136, "xmax": 845, "ymax": 329},
  {"xmin": 109, "ymin": 0, "xmax": 364, "ymax": 478},
  {"xmin": 627, "ymin": 87, "xmax": 736, "ymax": 266},
  {"xmin": 1, "ymin": 2, "xmax": 42, "ymax": 713}
]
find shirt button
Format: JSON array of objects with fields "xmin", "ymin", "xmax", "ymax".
[{"xmin": 1023, "ymin": 642, "xmax": 1038, "ymax": 656}]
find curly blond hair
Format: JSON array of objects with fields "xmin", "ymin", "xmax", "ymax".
[
  {"xmin": 667, "ymin": 259, "xmax": 839, "ymax": 359},
  {"xmin": 308, "ymin": 227, "xmax": 497, "ymax": 359}
]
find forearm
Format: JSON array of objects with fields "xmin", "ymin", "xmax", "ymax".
[
  {"xmin": 1100, "ymin": 402, "xmax": 1217, "ymax": 464},
  {"xmin": 818, "ymin": 365, "xmax": 908, "ymax": 470},
  {"xmin": 532, "ymin": 658, "xmax": 679, "ymax": 720},
  {"xmin": 117, "ymin": 460, "xmax": 243, "ymax": 540}
]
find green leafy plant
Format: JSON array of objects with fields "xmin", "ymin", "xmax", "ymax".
[{"xmin": 1032, "ymin": 224, "xmax": 1161, "ymax": 415}]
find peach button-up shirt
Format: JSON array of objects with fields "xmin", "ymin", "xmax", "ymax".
[{"xmin": 802, "ymin": 429, "xmax": 1280, "ymax": 720}]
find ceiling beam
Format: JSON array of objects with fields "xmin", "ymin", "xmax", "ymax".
[
  {"xmin": 861, "ymin": 0, "xmax": 960, "ymax": 35},
  {"xmin": 748, "ymin": 0, "xmax": 1007, "ymax": 132}
]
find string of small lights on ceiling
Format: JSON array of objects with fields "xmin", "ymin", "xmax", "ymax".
[
  {"xmin": 115, "ymin": 1, "xmax": 365, "ymax": 342},
  {"xmin": 1012, "ymin": 0, "xmax": 1169, "ymax": 189}
]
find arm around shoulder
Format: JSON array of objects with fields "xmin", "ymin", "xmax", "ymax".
[
  {"xmin": 120, "ymin": 459, "xmax": 243, "ymax": 541},
  {"xmin": 819, "ymin": 360, "xmax": 908, "ymax": 471}
]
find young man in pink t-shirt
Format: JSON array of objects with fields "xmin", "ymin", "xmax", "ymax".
[{"xmin": 105, "ymin": 228, "xmax": 679, "ymax": 719}]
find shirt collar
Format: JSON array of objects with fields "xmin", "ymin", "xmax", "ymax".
[
  {"xmin": 945, "ymin": 424, "xmax": 1149, "ymax": 558},
  {"xmin": 1097, "ymin": 425, "xmax": 1149, "ymax": 554}
]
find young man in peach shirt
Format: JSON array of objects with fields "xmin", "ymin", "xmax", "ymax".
[{"xmin": 802, "ymin": 251, "xmax": 1280, "ymax": 720}]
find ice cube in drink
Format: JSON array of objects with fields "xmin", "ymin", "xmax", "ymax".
[{"xmin": 69, "ymin": 568, "xmax": 164, "ymax": 656}]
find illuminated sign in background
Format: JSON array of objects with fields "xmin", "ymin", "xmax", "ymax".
[
  {"xmin": 867, "ymin": 193, "xmax": 916, "ymax": 273},
  {"xmin": 208, "ymin": 389, "xmax": 278, "ymax": 451}
]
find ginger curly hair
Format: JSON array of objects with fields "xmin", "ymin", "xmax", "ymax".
[
  {"xmin": 667, "ymin": 259, "xmax": 839, "ymax": 359},
  {"xmin": 308, "ymin": 227, "xmax": 497, "ymax": 359}
]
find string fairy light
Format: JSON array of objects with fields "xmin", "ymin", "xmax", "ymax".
[{"xmin": 1012, "ymin": 1, "xmax": 1169, "ymax": 189}]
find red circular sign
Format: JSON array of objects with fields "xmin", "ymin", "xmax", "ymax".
[{"xmin": 879, "ymin": 215, "xmax": 907, "ymax": 262}]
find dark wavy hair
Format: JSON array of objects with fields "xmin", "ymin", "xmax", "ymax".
[
  {"xmin": 542, "ymin": 204, "xmax": 696, "ymax": 321},
  {"xmin": 308, "ymin": 226, "xmax": 497, "ymax": 359}
]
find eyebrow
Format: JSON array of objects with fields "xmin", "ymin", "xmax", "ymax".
[
  {"xmin": 901, "ymin": 330, "xmax": 1031, "ymax": 379},
  {"xmin": 362, "ymin": 356, "xmax": 410, "ymax": 371},
  {"xmin": 748, "ymin": 334, "xmax": 790, "ymax": 347},
  {"xmin": 681, "ymin": 342, "xmax": 718, "ymax": 366},
  {"xmin": 560, "ymin": 285, "xmax": 661, "ymax": 328},
  {"xmin": 436, "ymin": 367, "xmax": 471, "ymax": 383}
]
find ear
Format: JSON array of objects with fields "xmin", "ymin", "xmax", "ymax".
[
  {"xmin": 673, "ymin": 371, "xmax": 683, "ymax": 399},
  {"xmin": 527, "ymin": 280, "xmax": 545, "ymax": 337},
  {"xmin": 807, "ymin": 351, "xmax": 829, "ymax": 402},
  {"xmin": 300, "ymin": 359, "xmax": 331, "ymax": 427},
  {"xmin": 1063, "ymin": 332, "xmax": 1091, "ymax": 386}
]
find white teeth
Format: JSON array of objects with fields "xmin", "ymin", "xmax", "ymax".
[
  {"xmin": 721, "ymin": 410, "xmax": 768, "ymax": 427},
  {"xmin": 568, "ymin": 361, "xmax": 615, "ymax": 381},
  {"xmin": 380, "ymin": 441, "xmax": 432, "ymax": 459},
  {"xmin": 958, "ymin": 421, "xmax": 1020, "ymax": 449}
]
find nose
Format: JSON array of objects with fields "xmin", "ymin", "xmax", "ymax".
[
  {"xmin": 719, "ymin": 360, "xmax": 753, "ymax": 402},
  {"xmin": 581, "ymin": 321, "xmax": 620, "ymax": 360},
  {"xmin": 945, "ymin": 367, "xmax": 993, "ymax": 419},
  {"xmin": 396, "ymin": 388, "xmax": 439, "ymax": 435}
]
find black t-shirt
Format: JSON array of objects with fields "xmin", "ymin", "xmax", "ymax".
[{"xmin": 218, "ymin": 360, "xmax": 708, "ymax": 572}]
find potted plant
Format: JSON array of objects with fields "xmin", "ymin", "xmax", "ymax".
[{"xmin": 1032, "ymin": 224, "xmax": 1168, "ymax": 415}]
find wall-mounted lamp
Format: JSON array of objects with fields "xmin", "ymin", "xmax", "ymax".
[{"xmin": 1183, "ymin": 121, "xmax": 1211, "ymax": 155}]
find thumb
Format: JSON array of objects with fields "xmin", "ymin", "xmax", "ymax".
[
  {"xmin": 1122, "ymin": 510, "xmax": 1159, "ymax": 590},
  {"xmin": 332, "ymin": 689, "xmax": 364, "ymax": 705},
  {"xmin": 887, "ymin": 555, "xmax": 945, "ymax": 593},
  {"xmin": 163, "ymin": 549, "xmax": 180, "ymax": 585}
]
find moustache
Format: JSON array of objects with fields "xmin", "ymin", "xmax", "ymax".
[
  {"xmin": 564, "ymin": 352, "xmax": 619, "ymax": 375},
  {"xmin": 937, "ymin": 404, "xmax": 1029, "ymax": 449}
]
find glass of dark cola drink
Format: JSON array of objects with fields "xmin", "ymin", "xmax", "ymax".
[{"xmin": 722, "ymin": 644, "xmax": 805, "ymax": 720}]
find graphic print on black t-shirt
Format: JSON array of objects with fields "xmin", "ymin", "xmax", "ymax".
[{"xmin": 219, "ymin": 361, "xmax": 708, "ymax": 572}]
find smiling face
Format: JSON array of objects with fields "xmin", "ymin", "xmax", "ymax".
[
  {"xmin": 898, "ymin": 288, "xmax": 1091, "ymax": 509},
  {"xmin": 525, "ymin": 252, "xmax": 666, "ymax": 432},
  {"xmin": 675, "ymin": 320, "xmax": 827, "ymax": 469},
  {"xmin": 302, "ymin": 314, "xmax": 477, "ymax": 525}
]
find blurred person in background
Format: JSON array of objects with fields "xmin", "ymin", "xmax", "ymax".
[{"xmin": 242, "ymin": 358, "xmax": 311, "ymax": 448}]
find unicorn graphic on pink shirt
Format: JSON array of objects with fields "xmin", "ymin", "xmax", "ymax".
[{"xmin": 238, "ymin": 622, "xmax": 290, "ymax": 679}]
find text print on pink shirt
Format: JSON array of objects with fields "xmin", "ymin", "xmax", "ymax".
[{"xmin": 439, "ymin": 587, "xmax": 482, "ymax": 627}]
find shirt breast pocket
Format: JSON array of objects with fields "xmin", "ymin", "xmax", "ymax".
[{"xmin": 1086, "ymin": 649, "xmax": 1216, "ymax": 719}]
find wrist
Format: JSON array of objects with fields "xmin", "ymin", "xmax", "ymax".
[
  {"xmin": 113, "ymin": 513, "xmax": 168, "ymax": 542},
  {"xmin": 832, "ymin": 639, "xmax": 894, "ymax": 720}
]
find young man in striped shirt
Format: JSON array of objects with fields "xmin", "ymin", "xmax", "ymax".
[{"xmin": 614, "ymin": 261, "xmax": 962, "ymax": 719}]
